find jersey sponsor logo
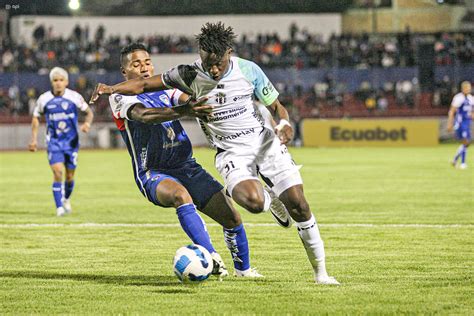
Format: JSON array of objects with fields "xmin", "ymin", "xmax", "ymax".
[
  {"xmin": 330, "ymin": 127, "xmax": 407, "ymax": 141},
  {"xmin": 208, "ymin": 106, "xmax": 247, "ymax": 123},
  {"xmin": 46, "ymin": 104, "xmax": 57, "ymax": 109},
  {"xmin": 232, "ymin": 94, "xmax": 252, "ymax": 102},
  {"xmin": 48, "ymin": 112, "xmax": 76, "ymax": 121},
  {"xmin": 214, "ymin": 127, "xmax": 256, "ymax": 141},
  {"xmin": 217, "ymin": 84, "xmax": 225, "ymax": 89},
  {"xmin": 61, "ymin": 101, "xmax": 69, "ymax": 111},
  {"xmin": 262, "ymin": 82, "xmax": 275, "ymax": 96}
]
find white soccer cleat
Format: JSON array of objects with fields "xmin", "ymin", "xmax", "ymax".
[
  {"xmin": 264, "ymin": 185, "xmax": 293, "ymax": 228},
  {"xmin": 459, "ymin": 163, "xmax": 467, "ymax": 169},
  {"xmin": 210, "ymin": 252, "xmax": 229, "ymax": 280},
  {"xmin": 315, "ymin": 275, "xmax": 340, "ymax": 285},
  {"xmin": 56, "ymin": 207, "xmax": 66, "ymax": 217},
  {"xmin": 234, "ymin": 267, "xmax": 264, "ymax": 278},
  {"xmin": 62, "ymin": 199, "xmax": 72, "ymax": 214}
]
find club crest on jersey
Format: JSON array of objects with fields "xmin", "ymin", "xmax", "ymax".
[
  {"xmin": 166, "ymin": 127, "xmax": 176, "ymax": 141},
  {"xmin": 215, "ymin": 92, "xmax": 226, "ymax": 104},
  {"xmin": 61, "ymin": 101, "xmax": 69, "ymax": 111},
  {"xmin": 159, "ymin": 94, "xmax": 170, "ymax": 106}
]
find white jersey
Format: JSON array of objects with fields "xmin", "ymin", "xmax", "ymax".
[{"xmin": 162, "ymin": 56, "xmax": 279, "ymax": 150}]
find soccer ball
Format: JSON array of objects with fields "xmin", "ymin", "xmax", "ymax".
[{"xmin": 173, "ymin": 244, "xmax": 213, "ymax": 283}]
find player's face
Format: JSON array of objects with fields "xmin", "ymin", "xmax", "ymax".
[
  {"xmin": 50, "ymin": 75, "xmax": 68, "ymax": 95},
  {"xmin": 200, "ymin": 49, "xmax": 231, "ymax": 81},
  {"xmin": 122, "ymin": 50, "xmax": 154, "ymax": 80},
  {"xmin": 461, "ymin": 83, "xmax": 471, "ymax": 95}
]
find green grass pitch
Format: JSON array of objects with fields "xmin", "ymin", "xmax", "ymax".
[{"xmin": 0, "ymin": 145, "xmax": 472, "ymax": 314}]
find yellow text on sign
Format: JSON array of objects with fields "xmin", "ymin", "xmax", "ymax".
[{"xmin": 302, "ymin": 119, "xmax": 439, "ymax": 147}]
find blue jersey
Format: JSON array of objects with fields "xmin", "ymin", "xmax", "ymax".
[
  {"xmin": 109, "ymin": 90, "xmax": 193, "ymax": 194},
  {"xmin": 451, "ymin": 92, "xmax": 473, "ymax": 129},
  {"xmin": 33, "ymin": 88, "xmax": 89, "ymax": 152}
]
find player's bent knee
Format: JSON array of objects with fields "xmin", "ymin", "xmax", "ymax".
[
  {"xmin": 172, "ymin": 188, "xmax": 193, "ymax": 208},
  {"xmin": 237, "ymin": 192, "xmax": 265, "ymax": 214}
]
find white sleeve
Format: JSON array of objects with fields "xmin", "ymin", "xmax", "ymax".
[
  {"xmin": 109, "ymin": 94, "xmax": 141, "ymax": 120},
  {"xmin": 451, "ymin": 94, "xmax": 463, "ymax": 108},
  {"xmin": 73, "ymin": 92, "xmax": 89, "ymax": 112},
  {"xmin": 164, "ymin": 89, "xmax": 183, "ymax": 106},
  {"xmin": 32, "ymin": 97, "xmax": 44, "ymax": 117}
]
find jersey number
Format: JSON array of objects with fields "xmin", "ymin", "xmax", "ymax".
[{"xmin": 224, "ymin": 161, "xmax": 236, "ymax": 173}]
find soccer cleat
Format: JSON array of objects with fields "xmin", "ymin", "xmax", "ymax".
[
  {"xmin": 56, "ymin": 207, "xmax": 66, "ymax": 217},
  {"xmin": 62, "ymin": 199, "xmax": 72, "ymax": 214},
  {"xmin": 315, "ymin": 275, "xmax": 340, "ymax": 285},
  {"xmin": 210, "ymin": 252, "xmax": 229, "ymax": 280},
  {"xmin": 450, "ymin": 160, "xmax": 457, "ymax": 168},
  {"xmin": 459, "ymin": 163, "xmax": 467, "ymax": 169},
  {"xmin": 264, "ymin": 185, "xmax": 293, "ymax": 228},
  {"xmin": 234, "ymin": 267, "xmax": 264, "ymax": 278}
]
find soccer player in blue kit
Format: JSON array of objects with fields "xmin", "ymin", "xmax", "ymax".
[
  {"xmin": 29, "ymin": 67, "xmax": 94, "ymax": 216},
  {"xmin": 102, "ymin": 43, "xmax": 261, "ymax": 278},
  {"xmin": 92, "ymin": 23, "xmax": 339, "ymax": 285},
  {"xmin": 448, "ymin": 81, "xmax": 473, "ymax": 169}
]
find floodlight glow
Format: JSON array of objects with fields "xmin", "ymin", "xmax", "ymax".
[{"xmin": 69, "ymin": 0, "xmax": 80, "ymax": 10}]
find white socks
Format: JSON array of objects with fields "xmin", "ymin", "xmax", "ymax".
[
  {"xmin": 262, "ymin": 189, "xmax": 271, "ymax": 212},
  {"xmin": 295, "ymin": 214, "xmax": 328, "ymax": 278}
]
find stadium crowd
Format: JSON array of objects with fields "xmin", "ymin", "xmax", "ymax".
[
  {"xmin": 1, "ymin": 24, "xmax": 473, "ymax": 72},
  {"xmin": 0, "ymin": 24, "xmax": 472, "ymax": 120}
]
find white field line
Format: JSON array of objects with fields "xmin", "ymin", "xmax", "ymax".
[{"xmin": 0, "ymin": 223, "xmax": 472, "ymax": 229}]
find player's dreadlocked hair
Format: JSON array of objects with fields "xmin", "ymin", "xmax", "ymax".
[
  {"xmin": 196, "ymin": 22, "xmax": 236, "ymax": 57},
  {"xmin": 120, "ymin": 43, "xmax": 149, "ymax": 66}
]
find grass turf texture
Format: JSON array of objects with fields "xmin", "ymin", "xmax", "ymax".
[{"xmin": 0, "ymin": 145, "xmax": 472, "ymax": 314}]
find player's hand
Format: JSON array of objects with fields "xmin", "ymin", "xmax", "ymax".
[
  {"xmin": 275, "ymin": 120, "xmax": 294, "ymax": 144},
  {"xmin": 276, "ymin": 124, "xmax": 294, "ymax": 144},
  {"xmin": 447, "ymin": 125, "xmax": 453, "ymax": 132},
  {"xmin": 178, "ymin": 97, "xmax": 212, "ymax": 119},
  {"xmin": 89, "ymin": 83, "xmax": 114, "ymax": 104},
  {"xmin": 80, "ymin": 122, "xmax": 91, "ymax": 133},
  {"xmin": 28, "ymin": 140, "xmax": 37, "ymax": 152}
]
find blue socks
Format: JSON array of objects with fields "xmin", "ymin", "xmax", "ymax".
[
  {"xmin": 64, "ymin": 180, "xmax": 75, "ymax": 199},
  {"xmin": 454, "ymin": 144, "xmax": 467, "ymax": 164},
  {"xmin": 223, "ymin": 224, "xmax": 250, "ymax": 271},
  {"xmin": 176, "ymin": 203, "xmax": 215, "ymax": 254},
  {"xmin": 52, "ymin": 182, "xmax": 63, "ymax": 208}
]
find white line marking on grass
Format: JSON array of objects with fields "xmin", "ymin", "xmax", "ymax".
[{"xmin": 0, "ymin": 223, "xmax": 472, "ymax": 228}]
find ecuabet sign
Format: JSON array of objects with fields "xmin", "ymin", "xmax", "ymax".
[{"xmin": 302, "ymin": 119, "xmax": 439, "ymax": 147}]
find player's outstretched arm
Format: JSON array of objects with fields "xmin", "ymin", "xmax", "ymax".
[
  {"xmin": 89, "ymin": 75, "xmax": 167, "ymax": 104},
  {"xmin": 129, "ymin": 96, "xmax": 211, "ymax": 124},
  {"xmin": 28, "ymin": 117, "xmax": 40, "ymax": 152},
  {"xmin": 268, "ymin": 99, "xmax": 294, "ymax": 144}
]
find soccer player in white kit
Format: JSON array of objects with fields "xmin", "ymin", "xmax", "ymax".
[{"xmin": 91, "ymin": 22, "xmax": 339, "ymax": 285}]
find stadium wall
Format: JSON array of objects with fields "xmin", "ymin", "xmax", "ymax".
[
  {"xmin": 0, "ymin": 118, "xmax": 468, "ymax": 150},
  {"xmin": 0, "ymin": 120, "xmax": 209, "ymax": 151},
  {"xmin": 10, "ymin": 14, "xmax": 341, "ymax": 46},
  {"xmin": 2, "ymin": 64, "xmax": 473, "ymax": 93}
]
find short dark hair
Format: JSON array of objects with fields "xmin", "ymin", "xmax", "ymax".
[
  {"xmin": 120, "ymin": 43, "xmax": 149, "ymax": 66},
  {"xmin": 196, "ymin": 22, "xmax": 236, "ymax": 57}
]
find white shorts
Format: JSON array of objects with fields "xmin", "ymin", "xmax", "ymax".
[{"xmin": 215, "ymin": 128, "xmax": 303, "ymax": 197}]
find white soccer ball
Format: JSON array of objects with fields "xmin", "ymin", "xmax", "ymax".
[{"xmin": 173, "ymin": 244, "xmax": 213, "ymax": 283}]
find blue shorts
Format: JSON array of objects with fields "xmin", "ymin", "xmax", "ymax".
[
  {"xmin": 455, "ymin": 125, "xmax": 471, "ymax": 141},
  {"xmin": 48, "ymin": 149, "xmax": 78, "ymax": 169},
  {"xmin": 142, "ymin": 160, "xmax": 224, "ymax": 210}
]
